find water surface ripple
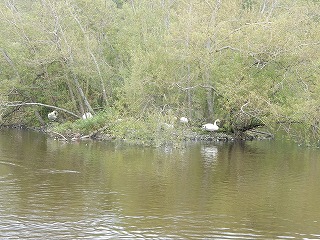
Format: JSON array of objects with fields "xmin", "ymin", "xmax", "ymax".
[{"xmin": 0, "ymin": 129, "xmax": 319, "ymax": 239}]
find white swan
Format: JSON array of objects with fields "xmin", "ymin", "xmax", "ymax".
[
  {"xmin": 82, "ymin": 112, "xmax": 93, "ymax": 119},
  {"xmin": 202, "ymin": 119, "xmax": 220, "ymax": 132},
  {"xmin": 180, "ymin": 117, "xmax": 188, "ymax": 123},
  {"xmin": 162, "ymin": 123, "xmax": 174, "ymax": 129},
  {"xmin": 48, "ymin": 110, "xmax": 58, "ymax": 121}
]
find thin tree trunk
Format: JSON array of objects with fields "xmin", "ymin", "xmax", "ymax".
[
  {"xmin": 46, "ymin": 0, "xmax": 95, "ymax": 114},
  {"xmin": 0, "ymin": 48, "xmax": 20, "ymax": 80},
  {"xmin": 68, "ymin": 66, "xmax": 94, "ymax": 114},
  {"xmin": 34, "ymin": 111, "xmax": 46, "ymax": 125},
  {"xmin": 130, "ymin": 0, "xmax": 136, "ymax": 14},
  {"xmin": 185, "ymin": 3, "xmax": 193, "ymax": 119},
  {"xmin": 205, "ymin": 71, "xmax": 214, "ymax": 121},
  {"xmin": 66, "ymin": 79, "xmax": 82, "ymax": 114},
  {"xmin": 187, "ymin": 65, "xmax": 192, "ymax": 118},
  {"xmin": 204, "ymin": 0, "xmax": 221, "ymax": 121},
  {"xmin": 68, "ymin": 4, "xmax": 108, "ymax": 106},
  {"xmin": 0, "ymin": 45, "xmax": 46, "ymax": 125}
]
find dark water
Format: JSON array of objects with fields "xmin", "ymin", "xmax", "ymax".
[{"xmin": 0, "ymin": 129, "xmax": 319, "ymax": 239}]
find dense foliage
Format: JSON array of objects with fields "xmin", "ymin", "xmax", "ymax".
[{"xmin": 0, "ymin": 0, "xmax": 320, "ymax": 144}]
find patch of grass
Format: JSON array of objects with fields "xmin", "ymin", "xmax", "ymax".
[
  {"xmin": 108, "ymin": 113, "xmax": 192, "ymax": 147},
  {"xmin": 51, "ymin": 108, "xmax": 121, "ymax": 135},
  {"xmin": 51, "ymin": 109, "xmax": 194, "ymax": 147}
]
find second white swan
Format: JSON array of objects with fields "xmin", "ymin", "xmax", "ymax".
[{"xmin": 202, "ymin": 119, "xmax": 220, "ymax": 132}]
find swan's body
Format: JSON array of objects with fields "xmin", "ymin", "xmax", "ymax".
[
  {"xmin": 202, "ymin": 119, "xmax": 220, "ymax": 132},
  {"xmin": 180, "ymin": 117, "xmax": 188, "ymax": 123},
  {"xmin": 82, "ymin": 112, "xmax": 93, "ymax": 119},
  {"xmin": 48, "ymin": 110, "xmax": 58, "ymax": 121},
  {"xmin": 162, "ymin": 123, "xmax": 174, "ymax": 129}
]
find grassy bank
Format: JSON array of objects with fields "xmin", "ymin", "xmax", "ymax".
[{"xmin": 46, "ymin": 109, "xmax": 238, "ymax": 147}]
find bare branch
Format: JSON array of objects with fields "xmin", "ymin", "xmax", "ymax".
[
  {"xmin": 175, "ymin": 82, "xmax": 199, "ymax": 91},
  {"xmin": 48, "ymin": 131, "xmax": 68, "ymax": 141},
  {"xmin": 240, "ymin": 101, "xmax": 250, "ymax": 114},
  {"xmin": 215, "ymin": 46, "xmax": 241, "ymax": 53},
  {"xmin": 2, "ymin": 102, "xmax": 81, "ymax": 119}
]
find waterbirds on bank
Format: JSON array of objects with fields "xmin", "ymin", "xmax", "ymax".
[
  {"xmin": 202, "ymin": 119, "xmax": 220, "ymax": 132},
  {"xmin": 160, "ymin": 116, "xmax": 187, "ymax": 130},
  {"xmin": 82, "ymin": 112, "xmax": 93, "ymax": 119},
  {"xmin": 48, "ymin": 110, "xmax": 58, "ymax": 121},
  {"xmin": 180, "ymin": 117, "xmax": 188, "ymax": 123},
  {"xmin": 162, "ymin": 116, "xmax": 221, "ymax": 132}
]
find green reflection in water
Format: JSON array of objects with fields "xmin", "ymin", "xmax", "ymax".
[{"xmin": 0, "ymin": 129, "xmax": 319, "ymax": 239}]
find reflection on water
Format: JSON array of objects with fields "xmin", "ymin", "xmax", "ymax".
[
  {"xmin": 201, "ymin": 145, "xmax": 218, "ymax": 168},
  {"xmin": 0, "ymin": 129, "xmax": 320, "ymax": 239}
]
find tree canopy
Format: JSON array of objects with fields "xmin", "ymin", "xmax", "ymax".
[{"xmin": 0, "ymin": 0, "xmax": 320, "ymax": 144}]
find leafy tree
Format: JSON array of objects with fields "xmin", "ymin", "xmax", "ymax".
[{"xmin": 0, "ymin": 0, "xmax": 320, "ymax": 144}]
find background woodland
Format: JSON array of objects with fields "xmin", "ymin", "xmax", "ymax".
[{"xmin": 1, "ymin": 0, "xmax": 320, "ymax": 144}]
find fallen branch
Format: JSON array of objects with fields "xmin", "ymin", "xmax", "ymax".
[
  {"xmin": 48, "ymin": 131, "xmax": 68, "ymax": 141},
  {"xmin": 247, "ymin": 129, "xmax": 274, "ymax": 138},
  {"xmin": 2, "ymin": 102, "xmax": 81, "ymax": 119},
  {"xmin": 88, "ymin": 125, "xmax": 109, "ymax": 138},
  {"xmin": 239, "ymin": 100, "xmax": 268, "ymax": 127}
]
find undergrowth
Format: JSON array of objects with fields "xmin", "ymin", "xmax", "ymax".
[{"xmin": 50, "ymin": 109, "xmax": 195, "ymax": 147}]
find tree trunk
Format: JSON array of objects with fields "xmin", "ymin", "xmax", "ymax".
[
  {"xmin": 0, "ymin": 48, "xmax": 20, "ymax": 81},
  {"xmin": 68, "ymin": 4, "xmax": 108, "ymax": 106},
  {"xmin": 44, "ymin": 0, "xmax": 95, "ymax": 115},
  {"xmin": 206, "ymin": 87, "xmax": 214, "ymax": 121}
]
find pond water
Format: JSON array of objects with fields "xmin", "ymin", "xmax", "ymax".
[{"xmin": 0, "ymin": 129, "xmax": 319, "ymax": 239}]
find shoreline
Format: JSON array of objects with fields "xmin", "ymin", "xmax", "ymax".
[{"xmin": 1, "ymin": 124, "xmax": 273, "ymax": 147}]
